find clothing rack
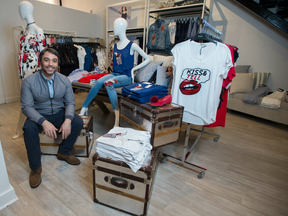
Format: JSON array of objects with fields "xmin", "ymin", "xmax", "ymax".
[
  {"xmin": 161, "ymin": 21, "xmax": 223, "ymax": 179},
  {"xmin": 44, "ymin": 29, "xmax": 77, "ymax": 37},
  {"xmin": 201, "ymin": 19, "xmax": 222, "ymax": 35},
  {"xmin": 159, "ymin": 11, "xmax": 206, "ymax": 18}
]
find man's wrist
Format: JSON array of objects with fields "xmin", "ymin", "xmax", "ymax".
[{"xmin": 65, "ymin": 118, "xmax": 72, "ymax": 123}]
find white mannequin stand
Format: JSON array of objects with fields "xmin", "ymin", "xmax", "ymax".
[
  {"xmin": 13, "ymin": 1, "xmax": 45, "ymax": 140},
  {"xmin": 0, "ymin": 140, "xmax": 19, "ymax": 210},
  {"xmin": 80, "ymin": 18, "xmax": 150, "ymax": 127}
]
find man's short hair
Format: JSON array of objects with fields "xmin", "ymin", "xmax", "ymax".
[{"xmin": 39, "ymin": 48, "xmax": 60, "ymax": 64}]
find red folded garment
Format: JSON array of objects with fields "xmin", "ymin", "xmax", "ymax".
[
  {"xmin": 78, "ymin": 73, "xmax": 110, "ymax": 83},
  {"xmin": 150, "ymin": 94, "xmax": 172, "ymax": 107}
]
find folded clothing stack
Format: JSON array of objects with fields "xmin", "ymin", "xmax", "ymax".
[
  {"xmin": 96, "ymin": 127, "xmax": 152, "ymax": 172},
  {"xmin": 122, "ymin": 82, "xmax": 168, "ymax": 104},
  {"xmin": 242, "ymin": 85, "xmax": 271, "ymax": 104},
  {"xmin": 261, "ymin": 88, "xmax": 287, "ymax": 109}
]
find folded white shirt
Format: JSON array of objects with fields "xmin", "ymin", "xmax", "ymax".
[
  {"xmin": 96, "ymin": 127, "xmax": 151, "ymax": 153},
  {"xmin": 96, "ymin": 127, "xmax": 152, "ymax": 172}
]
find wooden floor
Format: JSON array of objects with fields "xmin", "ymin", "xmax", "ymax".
[{"xmin": 0, "ymin": 92, "xmax": 288, "ymax": 216}]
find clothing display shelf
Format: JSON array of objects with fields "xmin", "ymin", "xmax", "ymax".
[
  {"xmin": 106, "ymin": 0, "xmax": 155, "ymax": 66},
  {"xmin": 107, "ymin": 27, "xmax": 145, "ymax": 37},
  {"xmin": 144, "ymin": 0, "xmax": 212, "ymax": 53}
]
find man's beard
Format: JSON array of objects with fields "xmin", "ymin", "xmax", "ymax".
[{"xmin": 42, "ymin": 65, "xmax": 58, "ymax": 75}]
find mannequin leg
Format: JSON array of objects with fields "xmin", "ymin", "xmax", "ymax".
[
  {"xmin": 80, "ymin": 74, "xmax": 114, "ymax": 115},
  {"xmin": 12, "ymin": 110, "xmax": 26, "ymax": 140},
  {"xmin": 104, "ymin": 74, "xmax": 132, "ymax": 127},
  {"xmin": 113, "ymin": 109, "xmax": 120, "ymax": 127}
]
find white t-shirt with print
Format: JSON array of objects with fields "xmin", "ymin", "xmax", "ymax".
[{"xmin": 171, "ymin": 40, "xmax": 232, "ymax": 125}]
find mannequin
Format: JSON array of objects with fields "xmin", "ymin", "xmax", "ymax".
[
  {"xmin": 13, "ymin": 1, "xmax": 46, "ymax": 139},
  {"xmin": 79, "ymin": 18, "xmax": 150, "ymax": 127},
  {"xmin": 18, "ymin": 0, "xmax": 46, "ymax": 79}
]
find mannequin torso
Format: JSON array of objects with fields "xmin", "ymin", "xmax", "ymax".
[
  {"xmin": 18, "ymin": 1, "xmax": 46, "ymax": 79},
  {"xmin": 113, "ymin": 18, "xmax": 150, "ymax": 82}
]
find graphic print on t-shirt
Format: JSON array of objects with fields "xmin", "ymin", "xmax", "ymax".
[
  {"xmin": 114, "ymin": 52, "xmax": 122, "ymax": 65},
  {"xmin": 131, "ymin": 84, "xmax": 144, "ymax": 91},
  {"xmin": 179, "ymin": 68, "xmax": 211, "ymax": 95}
]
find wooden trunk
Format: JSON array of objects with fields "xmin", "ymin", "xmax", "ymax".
[
  {"xmin": 119, "ymin": 96, "xmax": 184, "ymax": 148},
  {"xmin": 40, "ymin": 115, "xmax": 93, "ymax": 157},
  {"xmin": 93, "ymin": 150, "xmax": 159, "ymax": 216}
]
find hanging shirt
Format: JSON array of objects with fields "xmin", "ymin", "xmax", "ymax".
[
  {"xmin": 168, "ymin": 21, "xmax": 177, "ymax": 44},
  {"xmin": 147, "ymin": 19, "xmax": 171, "ymax": 52},
  {"xmin": 18, "ymin": 32, "xmax": 46, "ymax": 80},
  {"xmin": 171, "ymin": 40, "xmax": 233, "ymax": 125},
  {"xmin": 206, "ymin": 44, "xmax": 236, "ymax": 128},
  {"xmin": 83, "ymin": 46, "xmax": 92, "ymax": 72},
  {"xmin": 74, "ymin": 45, "xmax": 86, "ymax": 70},
  {"xmin": 113, "ymin": 41, "xmax": 134, "ymax": 77}
]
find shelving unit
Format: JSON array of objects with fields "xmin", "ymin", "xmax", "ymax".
[
  {"xmin": 106, "ymin": 0, "xmax": 149, "ymax": 66},
  {"xmin": 144, "ymin": 0, "xmax": 212, "ymax": 53}
]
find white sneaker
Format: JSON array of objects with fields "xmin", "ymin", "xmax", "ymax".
[{"xmin": 79, "ymin": 107, "xmax": 88, "ymax": 116}]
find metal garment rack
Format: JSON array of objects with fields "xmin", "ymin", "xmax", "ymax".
[{"xmin": 160, "ymin": 19, "xmax": 223, "ymax": 179}]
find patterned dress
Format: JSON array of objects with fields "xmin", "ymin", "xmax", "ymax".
[{"xmin": 18, "ymin": 32, "xmax": 46, "ymax": 80}]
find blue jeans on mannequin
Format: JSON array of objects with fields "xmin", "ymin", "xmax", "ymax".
[{"xmin": 82, "ymin": 73, "xmax": 132, "ymax": 110}]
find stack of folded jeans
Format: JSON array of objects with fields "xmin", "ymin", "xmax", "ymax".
[{"xmin": 96, "ymin": 127, "xmax": 152, "ymax": 172}]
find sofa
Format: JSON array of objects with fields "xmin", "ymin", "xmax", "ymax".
[{"xmin": 227, "ymin": 65, "xmax": 288, "ymax": 125}]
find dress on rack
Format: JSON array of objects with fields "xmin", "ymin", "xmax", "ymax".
[
  {"xmin": 18, "ymin": 32, "xmax": 46, "ymax": 79},
  {"xmin": 171, "ymin": 40, "xmax": 233, "ymax": 125}
]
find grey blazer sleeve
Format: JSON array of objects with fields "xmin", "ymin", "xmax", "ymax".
[
  {"xmin": 21, "ymin": 79, "xmax": 46, "ymax": 125},
  {"xmin": 63, "ymin": 77, "xmax": 75, "ymax": 121}
]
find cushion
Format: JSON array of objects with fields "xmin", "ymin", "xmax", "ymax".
[
  {"xmin": 230, "ymin": 73, "xmax": 253, "ymax": 94},
  {"xmin": 134, "ymin": 61, "xmax": 163, "ymax": 82},
  {"xmin": 147, "ymin": 55, "xmax": 154, "ymax": 61},
  {"xmin": 154, "ymin": 54, "xmax": 173, "ymax": 67},
  {"xmin": 235, "ymin": 65, "xmax": 251, "ymax": 73},
  {"xmin": 252, "ymin": 72, "xmax": 270, "ymax": 90}
]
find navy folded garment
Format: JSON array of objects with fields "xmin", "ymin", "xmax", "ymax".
[
  {"xmin": 122, "ymin": 82, "xmax": 168, "ymax": 103},
  {"xmin": 122, "ymin": 82, "xmax": 168, "ymax": 96},
  {"xmin": 243, "ymin": 85, "xmax": 271, "ymax": 104}
]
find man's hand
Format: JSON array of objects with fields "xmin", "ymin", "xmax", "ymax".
[
  {"xmin": 42, "ymin": 120, "xmax": 58, "ymax": 139},
  {"xmin": 59, "ymin": 119, "xmax": 72, "ymax": 139}
]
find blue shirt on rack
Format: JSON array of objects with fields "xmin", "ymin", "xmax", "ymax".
[{"xmin": 146, "ymin": 20, "xmax": 171, "ymax": 52}]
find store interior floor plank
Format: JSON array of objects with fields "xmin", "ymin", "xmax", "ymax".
[{"xmin": 0, "ymin": 93, "xmax": 288, "ymax": 216}]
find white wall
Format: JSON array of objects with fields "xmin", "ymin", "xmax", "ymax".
[
  {"xmin": 0, "ymin": 0, "xmax": 99, "ymax": 103},
  {"xmin": 210, "ymin": 0, "xmax": 288, "ymax": 91},
  {"xmin": 61, "ymin": 0, "xmax": 146, "ymax": 39}
]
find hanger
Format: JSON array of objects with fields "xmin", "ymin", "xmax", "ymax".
[{"xmin": 191, "ymin": 33, "xmax": 217, "ymax": 44}]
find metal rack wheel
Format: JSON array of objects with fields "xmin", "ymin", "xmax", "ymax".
[
  {"xmin": 160, "ymin": 157, "xmax": 166, "ymax": 163},
  {"xmin": 214, "ymin": 137, "xmax": 219, "ymax": 142},
  {"xmin": 197, "ymin": 171, "xmax": 205, "ymax": 179}
]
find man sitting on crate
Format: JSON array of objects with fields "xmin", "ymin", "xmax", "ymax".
[{"xmin": 21, "ymin": 48, "xmax": 83, "ymax": 188}]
